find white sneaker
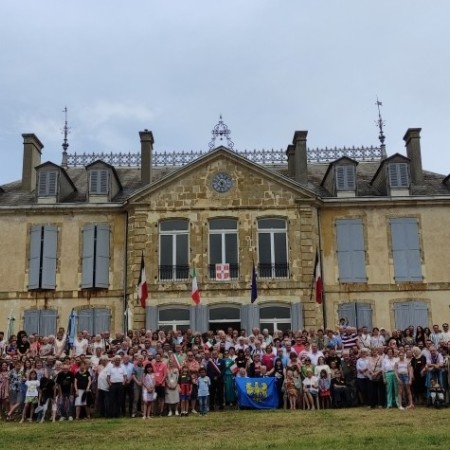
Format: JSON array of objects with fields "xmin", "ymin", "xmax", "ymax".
[
  {"xmin": 59, "ymin": 417, "xmax": 65, "ymax": 422},
  {"xmin": 142, "ymin": 416, "xmax": 146, "ymax": 420},
  {"xmin": 168, "ymin": 411, "xmax": 173, "ymax": 417},
  {"xmin": 191, "ymin": 409, "xmax": 198, "ymax": 414},
  {"xmin": 68, "ymin": 416, "xmax": 73, "ymax": 421},
  {"xmin": 175, "ymin": 410, "xmax": 179, "ymax": 416},
  {"xmin": 399, "ymin": 406, "xmax": 405, "ymax": 410}
]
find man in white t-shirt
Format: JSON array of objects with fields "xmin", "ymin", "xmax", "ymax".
[{"xmin": 73, "ymin": 332, "xmax": 89, "ymax": 356}]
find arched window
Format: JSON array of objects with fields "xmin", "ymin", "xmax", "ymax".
[
  {"xmin": 208, "ymin": 306, "xmax": 241, "ymax": 333},
  {"xmin": 257, "ymin": 218, "xmax": 288, "ymax": 278},
  {"xmin": 159, "ymin": 219, "xmax": 189, "ymax": 281},
  {"xmin": 259, "ymin": 305, "xmax": 291, "ymax": 333},
  {"xmin": 209, "ymin": 218, "xmax": 238, "ymax": 279},
  {"xmin": 158, "ymin": 307, "xmax": 190, "ymax": 332}
]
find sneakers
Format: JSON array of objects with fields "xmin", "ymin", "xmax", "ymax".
[
  {"xmin": 142, "ymin": 416, "xmax": 146, "ymax": 420},
  {"xmin": 175, "ymin": 410, "xmax": 179, "ymax": 416},
  {"xmin": 68, "ymin": 416, "xmax": 73, "ymax": 421},
  {"xmin": 191, "ymin": 409, "xmax": 198, "ymax": 414},
  {"xmin": 59, "ymin": 417, "xmax": 65, "ymax": 422},
  {"xmin": 398, "ymin": 406, "xmax": 405, "ymax": 410},
  {"xmin": 168, "ymin": 411, "xmax": 173, "ymax": 417}
]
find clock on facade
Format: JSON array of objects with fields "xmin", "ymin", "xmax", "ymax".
[{"xmin": 211, "ymin": 172, "xmax": 233, "ymax": 193}]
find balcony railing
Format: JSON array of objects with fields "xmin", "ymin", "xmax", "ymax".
[
  {"xmin": 159, "ymin": 265, "xmax": 190, "ymax": 281},
  {"xmin": 208, "ymin": 264, "xmax": 239, "ymax": 280},
  {"xmin": 258, "ymin": 263, "xmax": 289, "ymax": 279}
]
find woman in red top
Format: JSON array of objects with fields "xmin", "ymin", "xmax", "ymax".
[{"xmin": 261, "ymin": 345, "xmax": 275, "ymax": 371}]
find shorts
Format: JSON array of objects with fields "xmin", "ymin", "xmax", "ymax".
[
  {"xmin": 398, "ymin": 373, "xmax": 409, "ymax": 384},
  {"xmin": 180, "ymin": 384, "xmax": 191, "ymax": 401},
  {"xmin": 25, "ymin": 396, "xmax": 38, "ymax": 404},
  {"xmin": 74, "ymin": 390, "xmax": 87, "ymax": 406},
  {"xmin": 155, "ymin": 385, "xmax": 165, "ymax": 399},
  {"xmin": 190, "ymin": 384, "xmax": 198, "ymax": 400}
]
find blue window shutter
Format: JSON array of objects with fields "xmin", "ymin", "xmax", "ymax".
[
  {"xmin": 391, "ymin": 218, "xmax": 422, "ymax": 281},
  {"xmin": 48, "ymin": 171, "xmax": 57, "ymax": 195},
  {"xmin": 394, "ymin": 302, "xmax": 411, "ymax": 330},
  {"xmin": 95, "ymin": 224, "xmax": 110, "ymax": 288},
  {"xmin": 38, "ymin": 172, "xmax": 48, "ymax": 196},
  {"xmin": 93, "ymin": 308, "xmax": 110, "ymax": 335},
  {"xmin": 412, "ymin": 301, "xmax": 428, "ymax": 329},
  {"xmin": 336, "ymin": 165, "xmax": 355, "ymax": 191},
  {"xmin": 78, "ymin": 309, "xmax": 94, "ymax": 335},
  {"xmin": 99, "ymin": 170, "xmax": 108, "ymax": 194},
  {"xmin": 41, "ymin": 225, "xmax": 57, "ymax": 289},
  {"xmin": 24, "ymin": 309, "xmax": 40, "ymax": 335},
  {"xmin": 89, "ymin": 170, "xmax": 98, "ymax": 193},
  {"xmin": 28, "ymin": 226, "xmax": 42, "ymax": 290},
  {"xmin": 338, "ymin": 303, "xmax": 357, "ymax": 328},
  {"xmin": 81, "ymin": 225, "xmax": 95, "ymax": 288},
  {"xmin": 146, "ymin": 306, "xmax": 158, "ymax": 331},
  {"xmin": 336, "ymin": 219, "xmax": 367, "ymax": 282},
  {"xmin": 39, "ymin": 310, "xmax": 57, "ymax": 336},
  {"xmin": 356, "ymin": 303, "xmax": 372, "ymax": 329},
  {"xmin": 291, "ymin": 303, "xmax": 304, "ymax": 331}
]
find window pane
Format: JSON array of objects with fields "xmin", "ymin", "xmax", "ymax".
[
  {"xmin": 160, "ymin": 235, "xmax": 173, "ymax": 265},
  {"xmin": 159, "ymin": 308, "xmax": 190, "ymax": 322},
  {"xmin": 258, "ymin": 218, "xmax": 285, "ymax": 229},
  {"xmin": 160, "ymin": 220, "xmax": 189, "ymax": 231},
  {"xmin": 274, "ymin": 233, "xmax": 287, "ymax": 263},
  {"xmin": 260, "ymin": 306, "xmax": 291, "ymax": 319},
  {"xmin": 258, "ymin": 233, "xmax": 271, "ymax": 264},
  {"xmin": 225, "ymin": 234, "xmax": 238, "ymax": 264},
  {"xmin": 209, "ymin": 234, "xmax": 222, "ymax": 264},
  {"xmin": 209, "ymin": 219, "xmax": 237, "ymax": 230},
  {"xmin": 176, "ymin": 234, "xmax": 188, "ymax": 265},
  {"xmin": 209, "ymin": 307, "xmax": 240, "ymax": 321}
]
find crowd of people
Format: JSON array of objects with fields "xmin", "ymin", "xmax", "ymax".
[{"xmin": 0, "ymin": 320, "xmax": 449, "ymax": 422}]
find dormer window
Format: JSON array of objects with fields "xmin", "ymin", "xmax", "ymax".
[
  {"xmin": 89, "ymin": 169, "xmax": 109, "ymax": 194},
  {"xmin": 38, "ymin": 171, "xmax": 58, "ymax": 196},
  {"xmin": 389, "ymin": 163, "xmax": 409, "ymax": 188},
  {"xmin": 336, "ymin": 165, "xmax": 356, "ymax": 191}
]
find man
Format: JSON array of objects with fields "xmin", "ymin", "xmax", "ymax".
[
  {"xmin": 56, "ymin": 364, "xmax": 75, "ymax": 421},
  {"xmin": 307, "ymin": 343, "xmax": 324, "ymax": 366},
  {"xmin": 430, "ymin": 324, "xmax": 443, "ymax": 348},
  {"xmin": 151, "ymin": 352, "xmax": 168, "ymax": 415},
  {"xmin": 358, "ymin": 327, "xmax": 371, "ymax": 349},
  {"xmin": 122, "ymin": 355, "xmax": 134, "ymax": 417},
  {"xmin": 262, "ymin": 329, "xmax": 273, "ymax": 346},
  {"xmin": 106, "ymin": 355, "xmax": 127, "ymax": 418},
  {"xmin": 341, "ymin": 327, "xmax": 359, "ymax": 350},
  {"xmin": 204, "ymin": 350, "xmax": 225, "ymax": 411},
  {"xmin": 132, "ymin": 355, "xmax": 145, "ymax": 417},
  {"xmin": 441, "ymin": 323, "xmax": 450, "ymax": 344}
]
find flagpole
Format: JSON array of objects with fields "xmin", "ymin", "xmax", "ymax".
[{"xmin": 317, "ymin": 212, "xmax": 327, "ymax": 329}]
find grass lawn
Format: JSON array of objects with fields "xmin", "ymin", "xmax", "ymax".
[{"xmin": 0, "ymin": 408, "xmax": 449, "ymax": 450}]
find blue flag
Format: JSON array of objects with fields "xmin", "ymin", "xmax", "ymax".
[
  {"xmin": 251, "ymin": 263, "xmax": 258, "ymax": 303},
  {"xmin": 66, "ymin": 308, "xmax": 77, "ymax": 354},
  {"xmin": 236, "ymin": 377, "xmax": 278, "ymax": 409}
]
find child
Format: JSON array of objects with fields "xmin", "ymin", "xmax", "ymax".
[
  {"xmin": 429, "ymin": 379, "xmax": 445, "ymax": 409},
  {"xmin": 302, "ymin": 369, "xmax": 319, "ymax": 410},
  {"xmin": 284, "ymin": 369, "xmax": 298, "ymax": 410},
  {"xmin": 20, "ymin": 369, "xmax": 39, "ymax": 423},
  {"xmin": 179, "ymin": 366, "xmax": 192, "ymax": 416},
  {"xmin": 197, "ymin": 368, "xmax": 211, "ymax": 416},
  {"xmin": 142, "ymin": 364, "xmax": 156, "ymax": 419},
  {"xmin": 318, "ymin": 369, "xmax": 331, "ymax": 409},
  {"xmin": 36, "ymin": 376, "xmax": 55, "ymax": 423}
]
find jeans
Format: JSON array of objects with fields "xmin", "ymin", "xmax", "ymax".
[
  {"xmin": 59, "ymin": 393, "xmax": 73, "ymax": 418},
  {"xmin": 198, "ymin": 395, "xmax": 209, "ymax": 414}
]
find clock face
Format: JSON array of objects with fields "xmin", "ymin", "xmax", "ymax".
[{"xmin": 212, "ymin": 172, "xmax": 233, "ymax": 193}]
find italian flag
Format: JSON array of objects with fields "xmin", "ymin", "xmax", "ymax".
[
  {"xmin": 230, "ymin": 363, "xmax": 239, "ymax": 374},
  {"xmin": 314, "ymin": 250, "xmax": 323, "ymax": 305},
  {"xmin": 191, "ymin": 266, "xmax": 200, "ymax": 305},
  {"xmin": 138, "ymin": 252, "xmax": 148, "ymax": 309}
]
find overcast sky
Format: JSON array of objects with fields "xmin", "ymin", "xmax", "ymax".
[{"xmin": 1, "ymin": 1, "xmax": 449, "ymax": 183}]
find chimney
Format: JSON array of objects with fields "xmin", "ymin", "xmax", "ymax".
[
  {"xmin": 403, "ymin": 128, "xmax": 423, "ymax": 184},
  {"xmin": 139, "ymin": 129, "xmax": 154, "ymax": 185},
  {"xmin": 21, "ymin": 133, "xmax": 43, "ymax": 192},
  {"xmin": 292, "ymin": 130, "xmax": 308, "ymax": 184},
  {"xmin": 285, "ymin": 144, "xmax": 295, "ymax": 178}
]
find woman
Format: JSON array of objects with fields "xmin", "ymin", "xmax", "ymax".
[
  {"xmin": 302, "ymin": 369, "xmax": 319, "ymax": 410},
  {"xmin": 17, "ymin": 334, "xmax": 30, "ymax": 357},
  {"xmin": 402, "ymin": 329, "xmax": 415, "ymax": 346},
  {"xmin": 382, "ymin": 347, "xmax": 398, "ymax": 408},
  {"xmin": 248, "ymin": 353, "xmax": 263, "ymax": 377},
  {"xmin": 74, "ymin": 361, "xmax": 92, "ymax": 419},
  {"xmin": 415, "ymin": 326, "xmax": 426, "ymax": 347},
  {"xmin": 262, "ymin": 345, "xmax": 275, "ymax": 371},
  {"xmin": 223, "ymin": 351, "xmax": 237, "ymax": 406},
  {"xmin": 410, "ymin": 346, "xmax": 426, "ymax": 405},
  {"xmin": 6, "ymin": 336, "xmax": 18, "ymax": 356},
  {"xmin": 395, "ymin": 350, "xmax": 413, "ymax": 409},
  {"xmin": 314, "ymin": 356, "xmax": 331, "ymax": 380},
  {"xmin": 7, "ymin": 360, "xmax": 25, "ymax": 419},
  {"xmin": 28, "ymin": 335, "xmax": 40, "ymax": 357},
  {"xmin": 0, "ymin": 362, "xmax": 10, "ymax": 419},
  {"xmin": 269, "ymin": 358, "xmax": 285, "ymax": 409},
  {"xmin": 301, "ymin": 358, "xmax": 315, "ymax": 380},
  {"xmin": 370, "ymin": 328, "xmax": 385, "ymax": 348},
  {"xmin": 165, "ymin": 360, "xmax": 180, "ymax": 416}
]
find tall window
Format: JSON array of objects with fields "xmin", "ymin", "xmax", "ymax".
[
  {"xmin": 81, "ymin": 224, "xmax": 110, "ymax": 289},
  {"xmin": 390, "ymin": 218, "xmax": 422, "ymax": 281},
  {"xmin": 209, "ymin": 218, "xmax": 238, "ymax": 279},
  {"xmin": 89, "ymin": 169, "xmax": 109, "ymax": 194},
  {"xmin": 257, "ymin": 218, "xmax": 288, "ymax": 278},
  {"xmin": 158, "ymin": 308, "xmax": 190, "ymax": 332},
  {"xmin": 159, "ymin": 220, "xmax": 189, "ymax": 280},
  {"xmin": 335, "ymin": 218, "xmax": 367, "ymax": 282},
  {"xmin": 28, "ymin": 225, "xmax": 57, "ymax": 290}
]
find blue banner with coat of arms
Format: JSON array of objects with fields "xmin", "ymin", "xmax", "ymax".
[{"xmin": 236, "ymin": 377, "xmax": 278, "ymax": 409}]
